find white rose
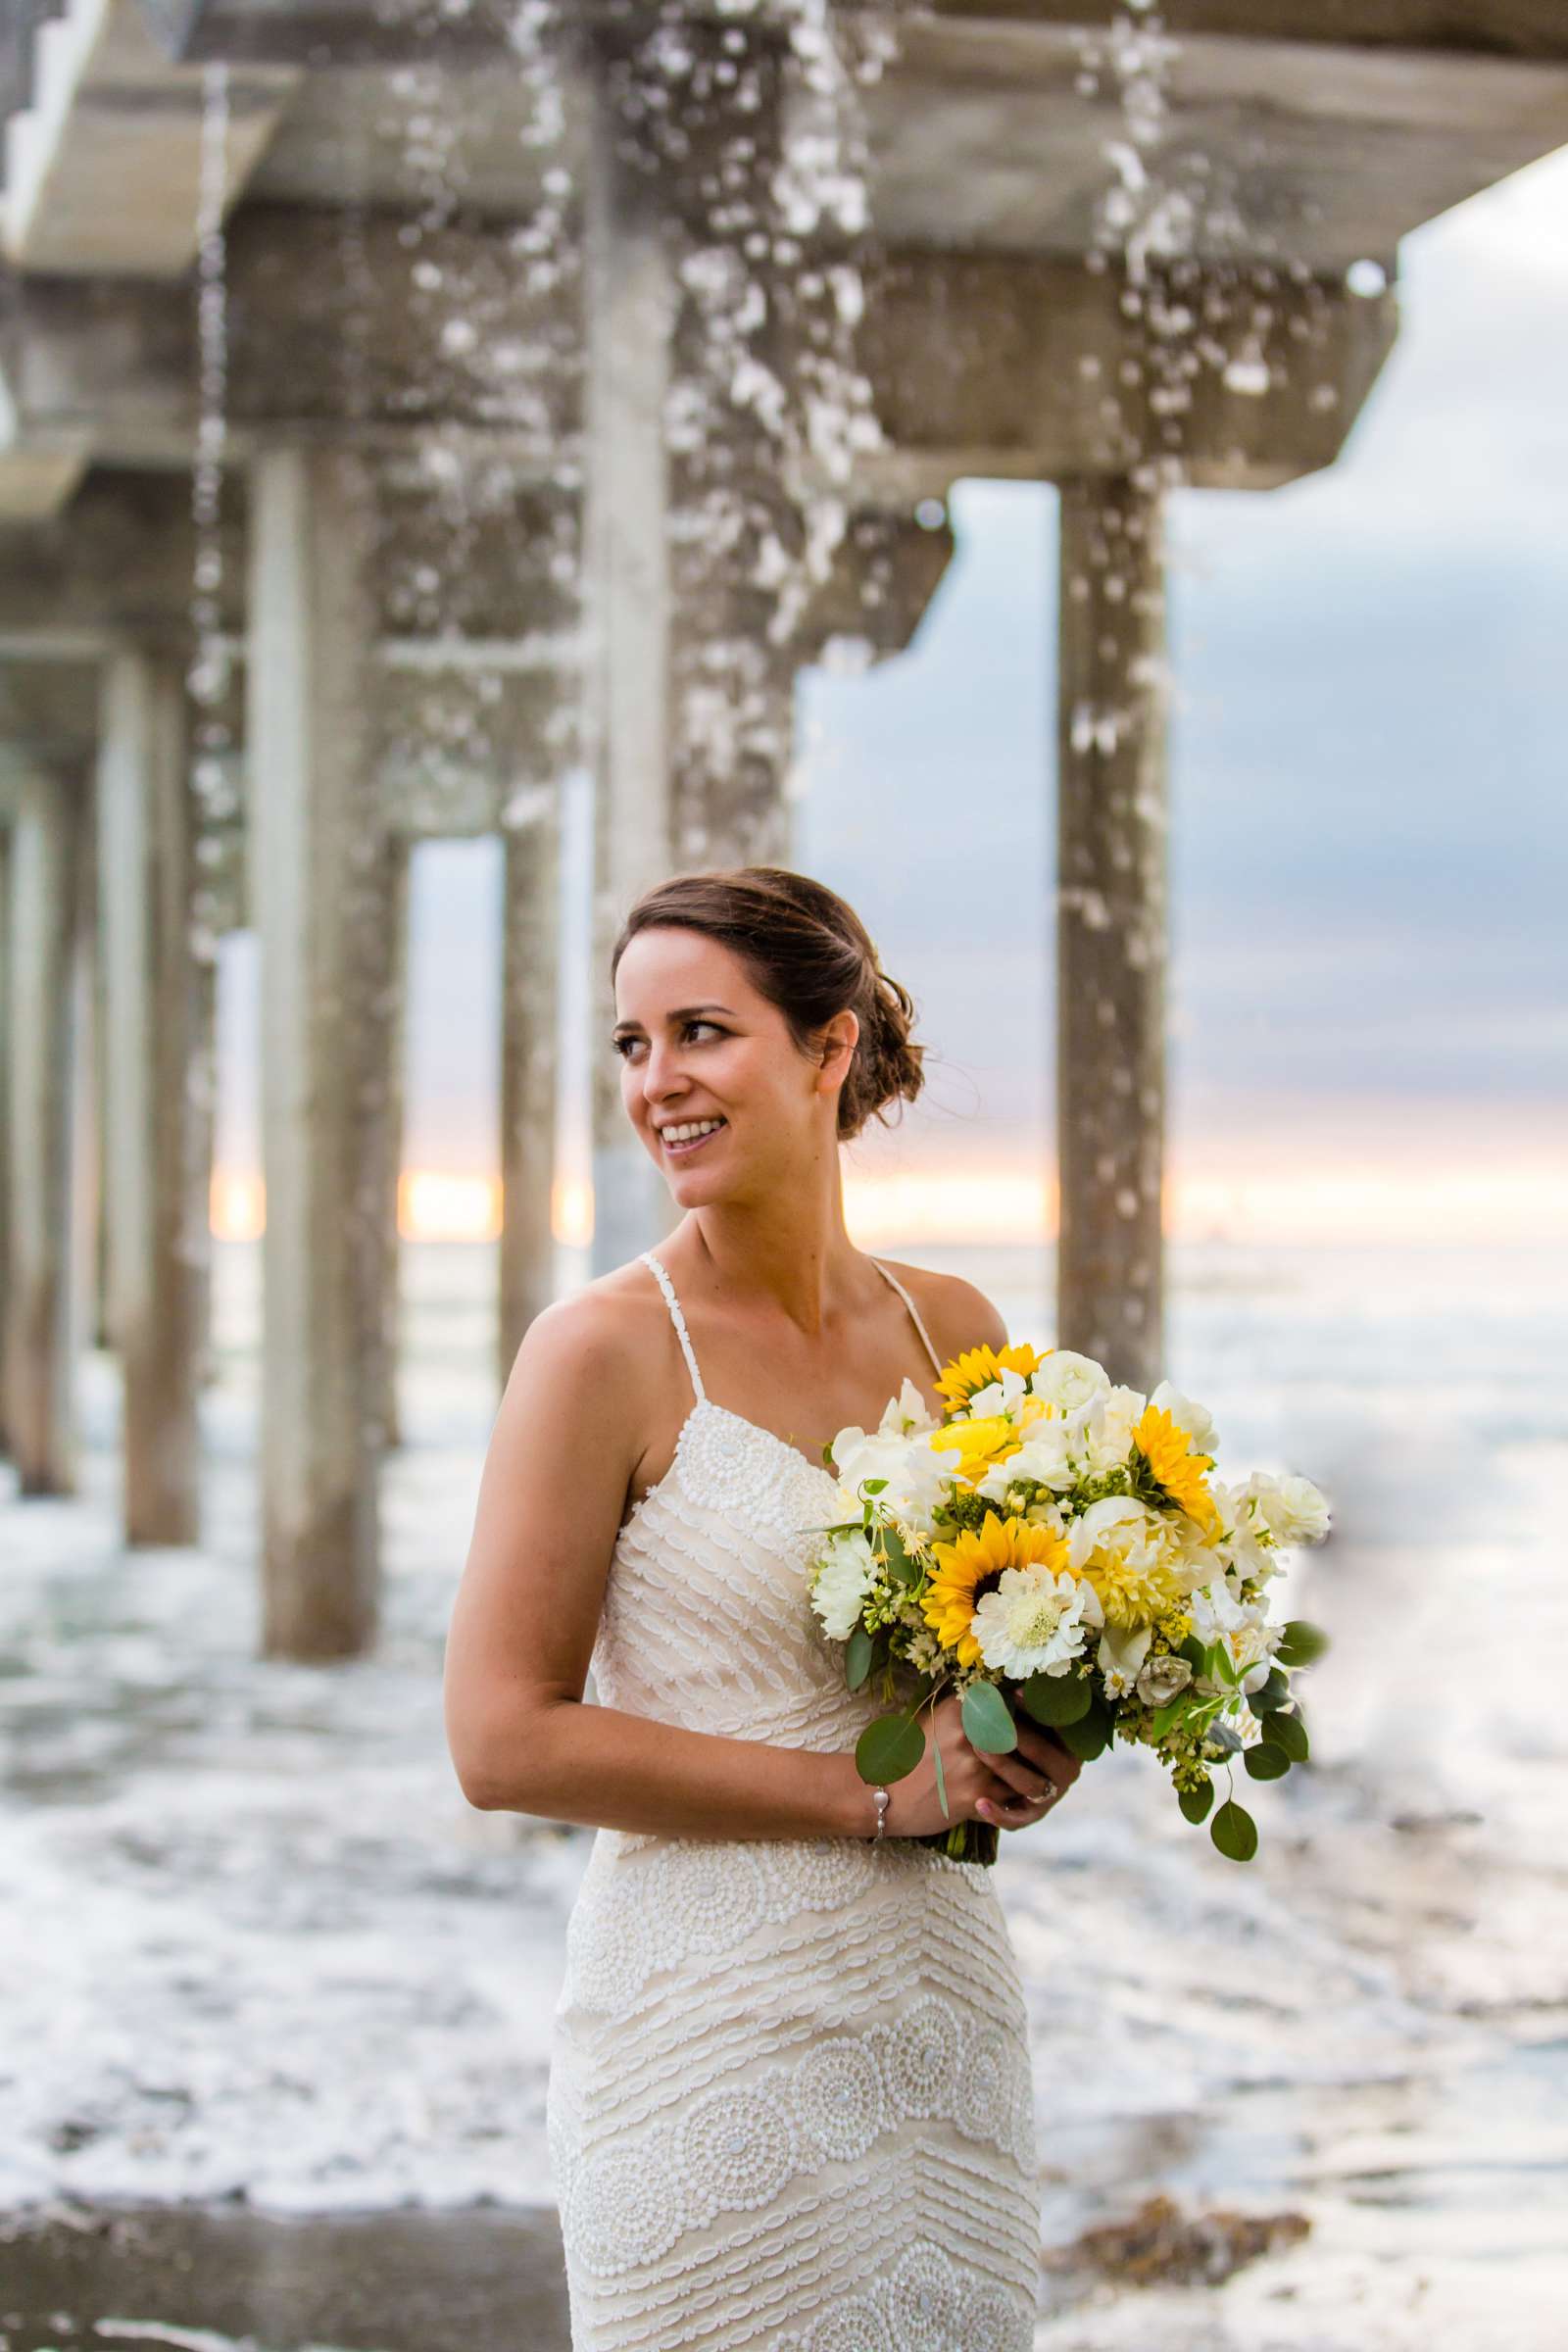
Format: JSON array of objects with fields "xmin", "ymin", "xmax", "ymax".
[
  {"xmin": 1029, "ymin": 1349, "xmax": 1110, "ymax": 1416},
  {"xmin": 1243, "ymin": 1470, "xmax": 1332, "ymax": 1546}
]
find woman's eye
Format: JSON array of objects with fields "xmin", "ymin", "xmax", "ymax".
[{"xmin": 613, "ymin": 1020, "xmax": 723, "ymax": 1058}]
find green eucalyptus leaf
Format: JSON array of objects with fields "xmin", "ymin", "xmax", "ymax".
[
  {"xmin": 1018, "ymin": 1672, "xmax": 1091, "ymax": 1728},
  {"xmin": 1244, "ymin": 1741, "xmax": 1291, "ymax": 1780},
  {"xmin": 855, "ymin": 1712, "xmax": 925, "ymax": 1786},
  {"xmin": 1178, "ymin": 1778, "xmax": 1214, "ymax": 1824},
  {"xmin": 1058, "ymin": 1700, "xmax": 1112, "ymax": 1761},
  {"xmin": 1210, "ymin": 1799, "xmax": 1259, "ymax": 1861},
  {"xmin": 1250, "ymin": 1667, "xmax": 1290, "ymax": 1713},
  {"xmin": 1151, "ymin": 1693, "xmax": 1200, "ymax": 1739},
  {"xmin": 1179, "ymin": 1634, "xmax": 1209, "ymax": 1671},
  {"xmin": 844, "ymin": 1624, "xmax": 875, "ymax": 1692},
  {"xmin": 1277, "ymin": 1618, "xmax": 1329, "ymax": 1668},
  {"xmin": 961, "ymin": 1679, "xmax": 1018, "ymax": 1754},
  {"xmin": 1260, "ymin": 1707, "xmax": 1309, "ymax": 1762},
  {"xmin": 930, "ymin": 1725, "xmax": 950, "ymax": 1820}
]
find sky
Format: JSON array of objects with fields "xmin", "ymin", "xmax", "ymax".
[{"xmin": 214, "ymin": 139, "xmax": 1568, "ymax": 1249}]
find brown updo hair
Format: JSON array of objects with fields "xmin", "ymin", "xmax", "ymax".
[{"xmin": 610, "ymin": 866, "xmax": 926, "ymax": 1143}]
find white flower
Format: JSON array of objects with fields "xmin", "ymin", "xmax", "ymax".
[
  {"xmin": 971, "ymin": 1564, "xmax": 1098, "ymax": 1679},
  {"xmin": 966, "ymin": 1363, "xmax": 1030, "ymax": 1419},
  {"xmin": 1241, "ymin": 1470, "xmax": 1332, "ymax": 1546},
  {"xmin": 1098, "ymin": 1621, "xmax": 1152, "ymax": 1698},
  {"xmin": 878, "ymin": 1376, "xmax": 937, "ymax": 1438},
  {"xmin": 1187, "ymin": 1578, "xmax": 1281, "ymax": 1690},
  {"xmin": 829, "ymin": 1425, "xmax": 950, "ymax": 1528},
  {"xmin": 1170, "ymin": 1523, "xmax": 1231, "ymax": 1596},
  {"xmin": 1073, "ymin": 1384, "xmax": 1149, "ymax": 1476},
  {"xmin": 1149, "ymin": 1378, "xmax": 1217, "ymax": 1455},
  {"xmin": 976, "ymin": 1418, "xmax": 1076, "ymax": 1497},
  {"xmin": 809, "ymin": 1528, "xmax": 878, "ymax": 1642},
  {"xmin": 1200, "ymin": 1476, "xmax": 1264, "ymax": 1579},
  {"xmin": 1029, "ymin": 1349, "xmax": 1110, "ymax": 1416}
]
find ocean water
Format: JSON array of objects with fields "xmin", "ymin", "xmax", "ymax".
[{"xmin": 1, "ymin": 1236, "xmax": 1565, "ymax": 2347}]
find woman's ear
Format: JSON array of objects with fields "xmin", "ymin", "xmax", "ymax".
[{"xmin": 816, "ymin": 1007, "xmax": 859, "ymax": 1088}]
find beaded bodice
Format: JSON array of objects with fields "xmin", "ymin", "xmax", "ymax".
[{"xmin": 587, "ymin": 1250, "xmax": 946, "ymax": 1775}]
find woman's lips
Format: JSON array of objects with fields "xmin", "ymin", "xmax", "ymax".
[{"xmin": 660, "ymin": 1119, "xmax": 727, "ymax": 1157}]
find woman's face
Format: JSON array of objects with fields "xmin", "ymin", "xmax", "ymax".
[{"xmin": 612, "ymin": 926, "xmax": 857, "ymax": 1193}]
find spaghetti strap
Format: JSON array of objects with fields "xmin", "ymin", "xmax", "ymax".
[
  {"xmin": 871, "ymin": 1257, "xmax": 945, "ymax": 1380},
  {"xmin": 640, "ymin": 1250, "xmax": 707, "ymax": 1406}
]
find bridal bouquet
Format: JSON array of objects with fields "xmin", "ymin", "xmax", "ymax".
[{"xmin": 804, "ymin": 1341, "xmax": 1331, "ymax": 1866}]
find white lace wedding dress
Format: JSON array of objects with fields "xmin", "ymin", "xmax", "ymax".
[{"xmin": 546, "ymin": 1249, "xmax": 1042, "ymax": 2350}]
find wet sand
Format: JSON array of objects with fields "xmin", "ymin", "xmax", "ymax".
[{"xmin": 0, "ymin": 2198, "xmax": 569, "ymax": 2352}]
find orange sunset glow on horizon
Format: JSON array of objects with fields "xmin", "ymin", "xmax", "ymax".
[{"xmin": 208, "ymin": 1147, "xmax": 1568, "ymax": 1250}]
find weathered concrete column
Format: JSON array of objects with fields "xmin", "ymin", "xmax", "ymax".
[
  {"xmin": 248, "ymin": 445, "xmax": 398, "ymax": 1658},
  {"xmin": 582, "ymin": 108, "xmax": 681, "ymax": 1279},
  {"xmin": 583, "ymin": 107, "xmax": 678, "ymax": 1279},
  {"xmin": 380, "ymin": 839, "xmax": 410, "ymax": 1452},
  {"xmin": 1054, "ymin": 474, "xmax": 1169, "ymax": 1394},
  {"xmin": 96, "ymin": 647, "xmax": 204, "ymax": 1544},
  {"xmin": 191, "ymin": 951, "xmax": 219, "ymax": 1391},
  {"xmin": 2, "ymin": 764, "xmax": 82, "ymax": 1492},
  {"xmin": 0, "ymin": 822, "xmax": 12, "ymax": 1457},
  {"xmin": 500, "ymin": 798, "xmax": 560, "ymax": 1385}
]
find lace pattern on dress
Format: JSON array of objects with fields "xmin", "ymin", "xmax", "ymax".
[
  {"xmin": 556, "ymin": 1988, "xmax": 1034, "ymax": 2282},
  {"xmin": 564, "ymin": 1832, "xmax": 1001, "ymax": 2014}
]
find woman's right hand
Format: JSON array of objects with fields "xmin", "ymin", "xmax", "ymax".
[{"xmin": 881, "ymin": 1691, "xmax": 1077, "ymax": 1837}]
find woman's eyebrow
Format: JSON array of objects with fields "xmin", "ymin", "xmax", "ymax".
[{"xmin": 612, "ymin": 1003, "xmax": 736, "ymax": 1034}]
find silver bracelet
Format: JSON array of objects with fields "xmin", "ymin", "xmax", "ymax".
[{"xmin": 871, "ymin": 1785, "xmax": 890, "ymax": 1839}]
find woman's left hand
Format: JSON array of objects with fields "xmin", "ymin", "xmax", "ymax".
[{"xmin": 973, "ymin": 1719, "xmax": 1082, "ymax": 1831}]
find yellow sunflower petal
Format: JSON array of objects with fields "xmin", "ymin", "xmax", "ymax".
[{"xmin": 935, "ymin": 1341, "xmax": 1047, "ymax": 1412}]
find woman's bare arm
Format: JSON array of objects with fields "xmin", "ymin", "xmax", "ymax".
[{"xmin": 442, "ymin": 1289, "xmax": 877, "ymax": 1841}]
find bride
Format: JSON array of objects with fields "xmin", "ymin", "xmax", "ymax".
[{"xmin": 444, "ymin": 864, "xmax": 1080, "ymax": 2349}]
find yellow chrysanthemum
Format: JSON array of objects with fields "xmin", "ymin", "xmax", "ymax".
[
  {"xmin": 1083, "ymin": 1548, "xmax": 1184, "ymax": 1632},
  {"xmin": 923, "ymin": 1509, "xmax": 1069, "ymax": 1669},
  {"xmin": 1134, "ymin": 1404, "xmax": 1220, "ymax": 1536},
  {"xmin": 935, "ymin": 1341, "xmax": 1049, "ymax": 1412},
  {"xmin": 1069, "ymin": 1496, "xmax": 1188, "ymax": 1631}
]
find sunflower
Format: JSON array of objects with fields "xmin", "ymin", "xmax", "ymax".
[
  {"xmin": 935, "ymin": 1341, "xmax": 1048, "ymax": 1413},
  {"xmin": 1134, "ymin": 1404, "xmax": 1221, "ymax": 1536},
  {"xmin": 922, "ymin": 1509, "xmax": 1070, "ymax": 1669}
]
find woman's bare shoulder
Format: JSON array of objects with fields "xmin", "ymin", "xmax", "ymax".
[
  {"xmin": 872, "ymin": 1254, "xmax": 1009, "ymax": 1357},
  {"xmin": 500, "ymin": 1257, "xmax": 667, "ymax": 1405}
]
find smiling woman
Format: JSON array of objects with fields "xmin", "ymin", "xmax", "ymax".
[{"xmin": 443, "ymin": 862, "xmax": 1077, "ymax": 2348}]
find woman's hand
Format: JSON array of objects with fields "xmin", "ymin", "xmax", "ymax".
[
  {"xmin": 882, "ymin": 1692, "xmax": 1082, "ymax": 1837},
  {"xmin": 975, "ymin": 1712, "xmax": 1083, "ymax": 1832}
]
